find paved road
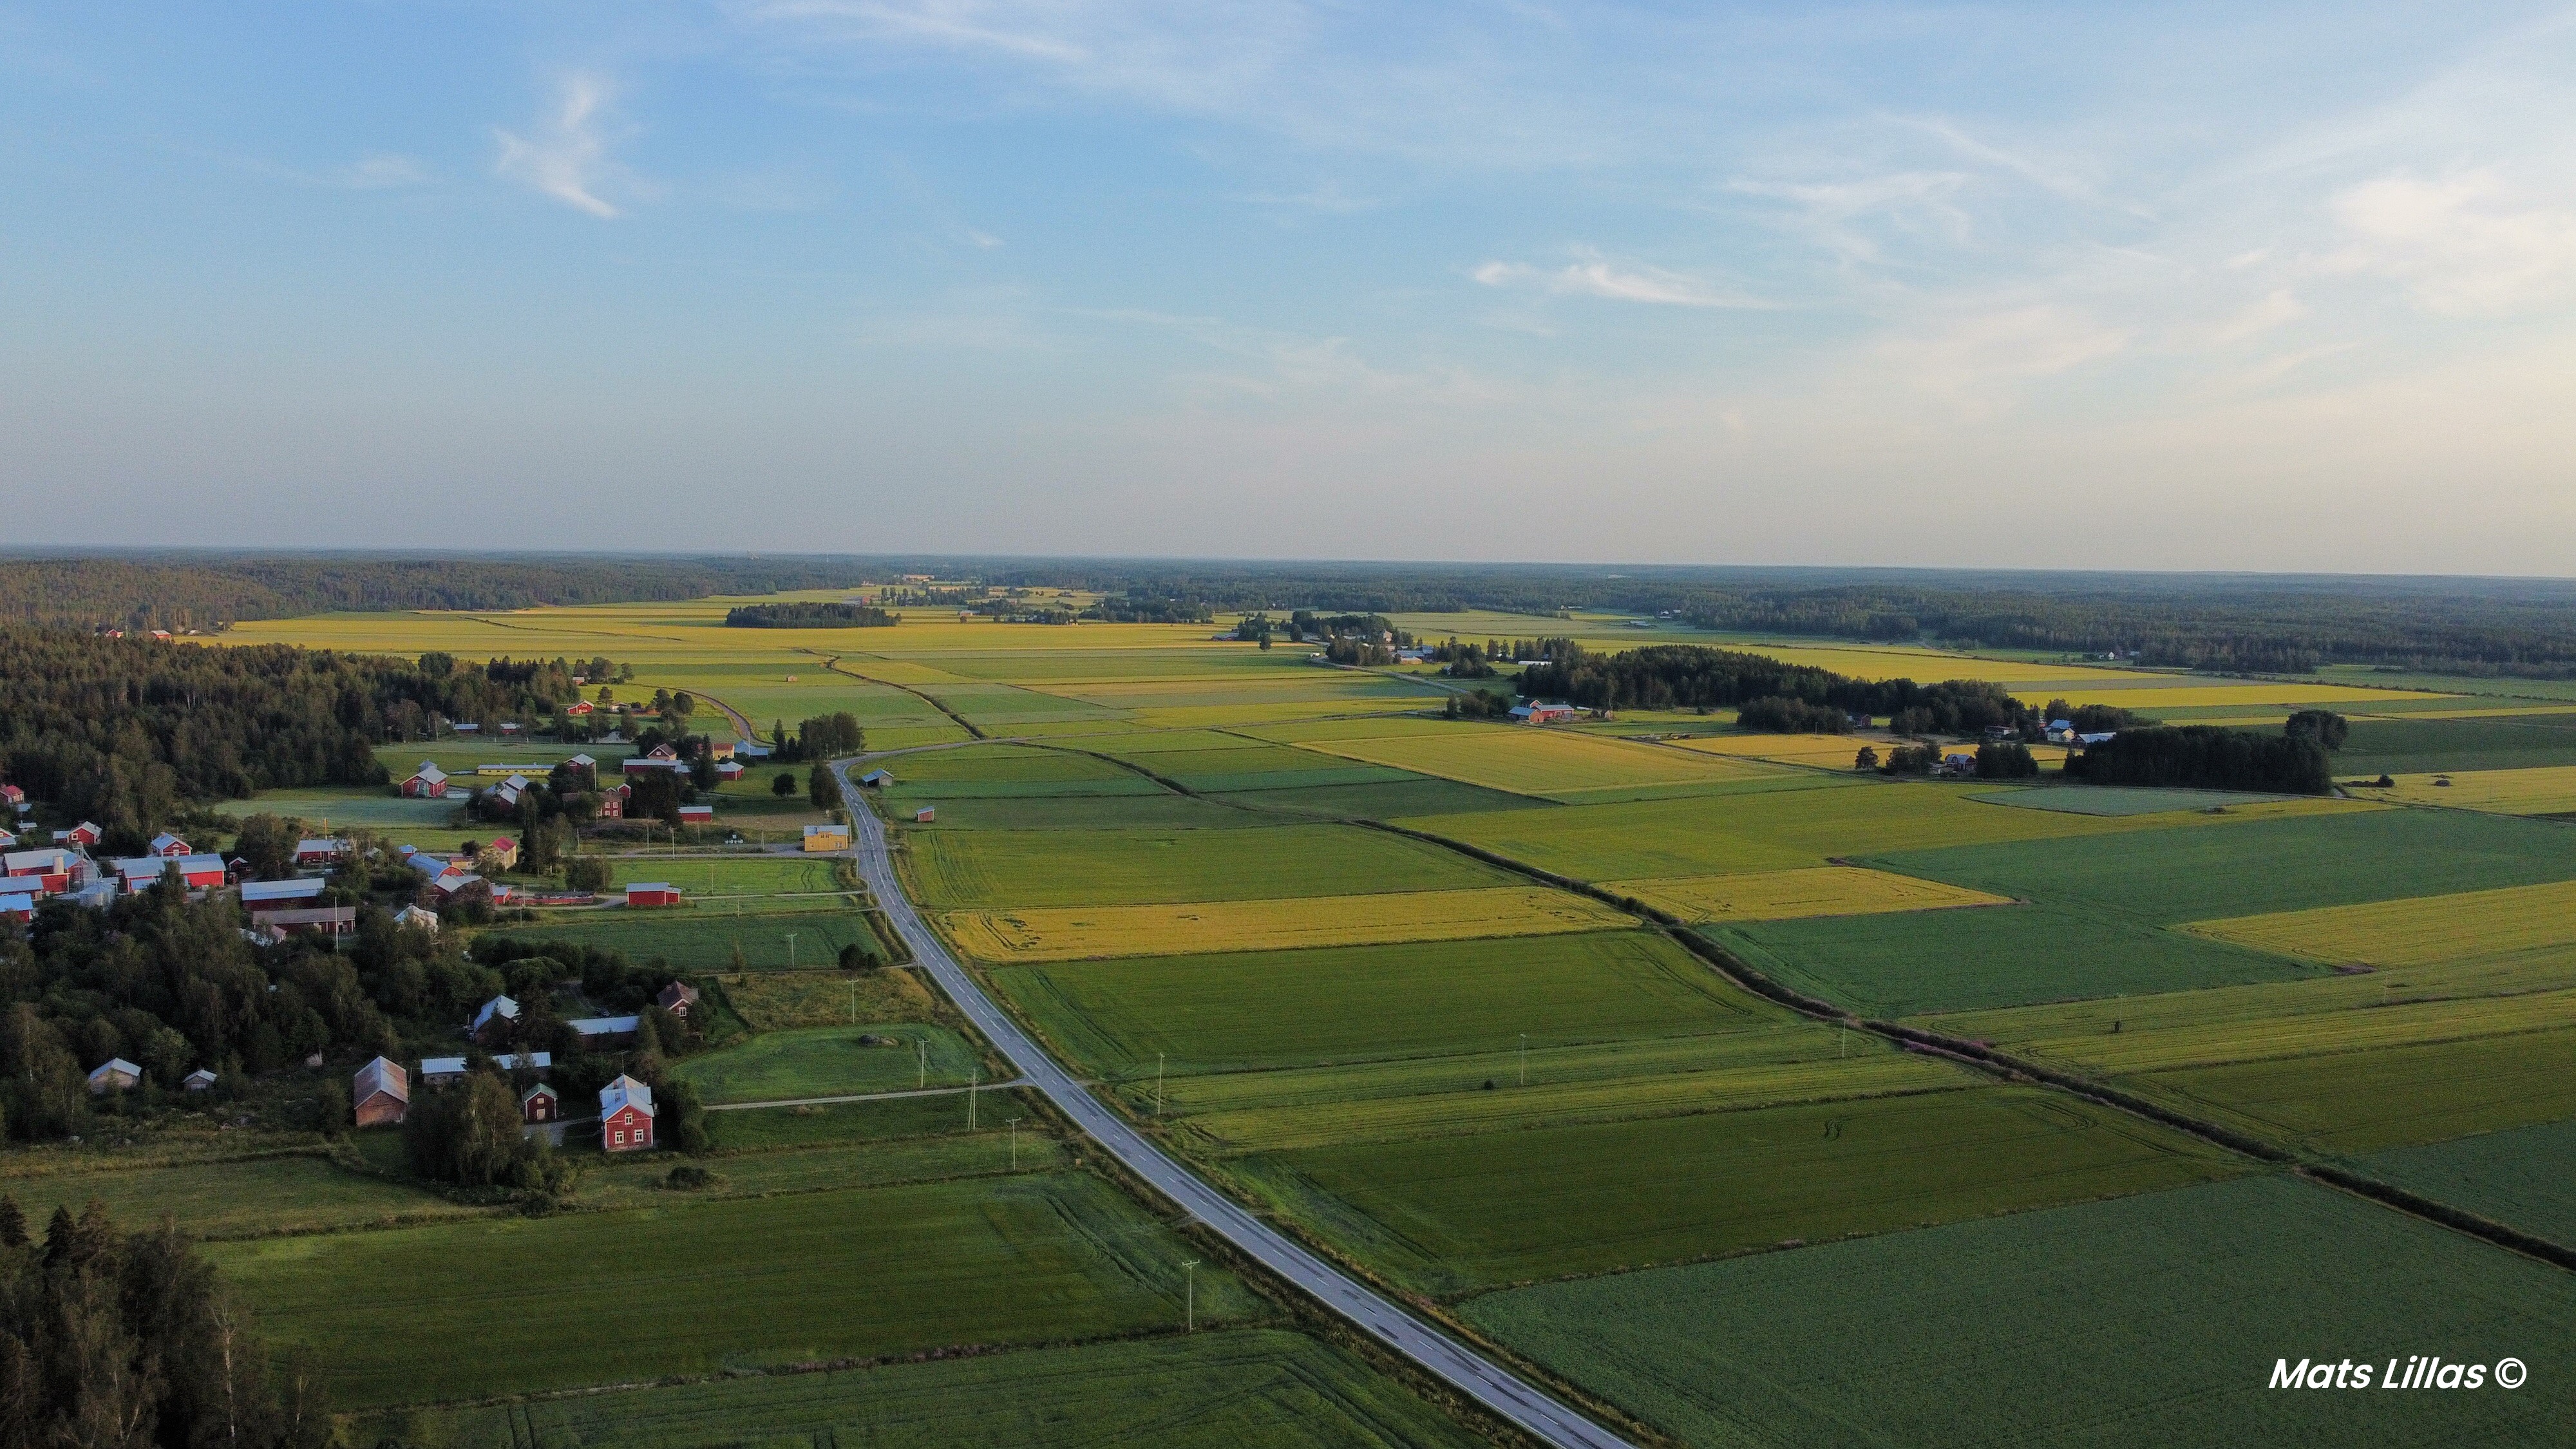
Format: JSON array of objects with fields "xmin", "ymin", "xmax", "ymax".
[{"xmin": 831, "ymin": 757, "xmax": 1633, "ymax": 1449}]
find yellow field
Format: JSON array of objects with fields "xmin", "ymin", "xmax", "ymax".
[
  {"xmin": 1605, "ymin": 866, "xmax": 2014, "ymax": 923},
  {"xmin": 1671, "ymin": 733, "xmax": 2069, "ymax": 770},
  {"xmin": 1295, "ymin": 726, "xmax": 1778, "ymax": 798},
  {"xmin": 2365, "ymin": 766, "xmax": 2576, "ymax": 814},
  {"xmin": 2186, "ymin": 878, "xmax": 2576, "ymax": 968},
  {"xmin": 935, "ymin": 888, "xmax": 1636, "ymax": 962}
]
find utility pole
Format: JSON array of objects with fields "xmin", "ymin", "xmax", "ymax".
[
  {"xmin": 1519, "ymin": 1032, "xmax": 1528, "ymax": 1086},
  {"xmin": 1008, "ymin": 1115, "xmax": 1021, "ymax": 1170},
  {"xmin": 969, "ymin": 1062, "xmax": 979, "ymax": 1129},
  {"xmin": 1155, "ymin": 1052, "xmax": 1166, "ymax": 1117},
  {"xmin": 1182, "ymin": 1260, "xmax": 1199, "ymax": 1332},
  {"xmin": 847, "ymin": 978, "xmax": 856, "ymax": 1022},
  {"xmin": 786, "ymin": 932, "xmax": 798, "ymax": 970}
]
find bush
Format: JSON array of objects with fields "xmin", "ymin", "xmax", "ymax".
[{"xmin": 2285, "ymin": 709, "xmax": 2349, "ymax": 749}]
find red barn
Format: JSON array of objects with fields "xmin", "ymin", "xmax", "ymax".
[
  {"xmin": 599, "ymin": 1075, "xmax": 656, "ymax": 1152},
  {"xmin": 57, "ymin": 822, "xmax": 102, "ymax": 847},
  {"xmin": 565, "ymin": 701, "xmax": 593, "ymax": 716},
  {"xmin": 401, "ymin": 763, "xmax": 450, "ymax": 798},
  {"xmin": 677, "ymin": 805, "xmax": 714, "ymax": 826},
  {"xmin": 353, "ymin": 1057, "xmax": 410, "ymax": 1128},
  {"xmin": 625, "ymin": 882, "xmax": 681, "ymax": 908},
  {"xmin": 147, "ymin": 832, "xmax": 192, "ymax": 857}
]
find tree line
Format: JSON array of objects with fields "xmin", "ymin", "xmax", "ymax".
[
  {"xmin": 724, "ymin": 602, "xmax": 898, "ymax": 629},
  {"xmin": 1517, "ymin": 644, "xmax": 2033, "ymax": 734},
  {"xmin": 2065, "ymin": 724, "xmax": 2333, "ymax": 794}
]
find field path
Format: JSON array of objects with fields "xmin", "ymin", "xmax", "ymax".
[{"xmin": 829, "ymin": 753, "xmax": 1634, "ymax": 1449}]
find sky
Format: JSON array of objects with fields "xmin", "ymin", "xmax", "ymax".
[{"xmin": 4, "ymin": 3, "xmax": 2575, "ymax": 571}]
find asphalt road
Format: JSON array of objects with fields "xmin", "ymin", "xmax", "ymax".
[{"xmin": 831, "ymin": 757, "xmax": 1633, "ymax": 1449}]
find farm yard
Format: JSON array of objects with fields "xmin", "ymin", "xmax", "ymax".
[{"xmin": 36, "ymin": 586, "xmax": 2562, "ymax": 1447}]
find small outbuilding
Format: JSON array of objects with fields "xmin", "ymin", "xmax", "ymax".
[
  {"xmin": 353, "ymin": 1057, "xmax": 410, "ymax": 1127},
  {"xmin": 148, "ymin": 832, "xmax": 193, "ymax": 857},
  {"xmin": 88, "ymin": 1058, "xmax": 142, "ymax": 1095},
  {"xmin": 522, "ymin": 1082, "xmax": 560, "ymax": 1124},
  {"xmin": 401, "ymin": 762, "xmax": 450, "ymax": 798},
  {"xmin": 859, "ymin": 769, "xmax": 894, "ymax": 788},
  {"xmin": 914, "ymin": 807, "xmax": 937, "ymax": 824},
  {"xmin": 183, "ymin": 1068, "xmax": 218, "ymax": 1092},
  {"xmin": 470, "ymin": 995, "xmax": 521, "ymax": 1043},
  {"xmin": 657, "ymin": 981, "xmax": 700, "ymax": 1018},
  {"xmin": 394, "ymin": 904, "xmax": 440, "ymax": 933},
  {"xmin": 626, "ymin": 882, "xmax": 681, "ymax": 908},
  {"xmin": 677, "ymin": 804, "xmax": 714, "ymax": 826}
]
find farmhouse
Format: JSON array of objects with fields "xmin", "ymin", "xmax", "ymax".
[
  {"xmin": 594, "ymin": 791, "xmax": 625, "ymax": 819},
  {"xmin": 1508, "ymin": 702, "xmax": 1582, "ymax": 726},
  {"xmin": 626, "ymin": 882, "xmax": 682, "ymax": 907},
  {"xmin": 647, "ymin": 744, "xmax": 678, "ymax": 760},
  {"xmin": 183, "ymin": 1068, "xmax": 218, "ymax": 1092},
  {"xmin": 710, "ymin": 741, "xmax": 735, "ymax": 761},
  {"xmin": 677, "ymin": 804, "xmax": 714, "ymax": 826},
  {"xmin": 482, "ymin": 836, "xmax": 521, "ymax": 870},
  {"xmin": 294, "ymin": 837, "xmax": 352, "ymax": 866},
  {"xmin": 353, "ymin": 1057, "xmax": 410, "ymax": 1126},
  {"xmin": 88, "ymin": 1058, "xmax": 142, "ymax": 1094},
  {"xmin": 394, "ymin": 904, "xmax": 440, "ymax": 933},
  {"xmin": 521, "ymin": 1083, "xmax": 559, "ymax": 1124},
  {"xmin": 657, "ymin": 981, "xmax": 699, "ymax": 1018},
  {"xmin": 401, "ymin": 762, "xmax": 450, "ymax": 797},
  {"xmin": 147, "ymin": 832, "xmax": 192, "ymax": 857},
  {"xmin": 55, "ymin": 822, "xmax": 102, "ymax": 846},
  {"xmin": 802, "ymin": 824, "xmax": 850, "ymax": 851},
  {"xmin": 469, "ymin": 995, "xmax": 520, "ymax": 1043},
  {"xmin": 599, "ymin": 1075, "xmax": 656, "ymax": 1152}
]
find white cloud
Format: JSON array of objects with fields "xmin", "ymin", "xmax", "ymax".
[
  {"xmin": 1473, "ymin": 251, "xmax": 1767, "ymax": 308},
  {"xmin": 495, "ymin": 73, "xmax": 622, "ymax": 218},
  {"xmin": 2203, "ymin": 289, "xmax": 2305, "ymax": 346},
  {"xmin": 2324, "ymin": 171, "xmax": 2576, "ymax": 316},
  {"xmin": 1871, "ymin": 306, "xmax": 2130, "ymax": 410}
]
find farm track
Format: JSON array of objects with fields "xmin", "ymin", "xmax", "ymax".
[
  {"xmin": 828, "ymin": 751, "xmax": 1634, "ymax": 1449},
  {"xmin": 813, "ymin": 654, "xmax": 989, "ymax": 739}
]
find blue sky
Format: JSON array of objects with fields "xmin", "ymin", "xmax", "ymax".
[{"xmin": 5, "ymin": 3, "xmax": 2574, "ymax": 571}]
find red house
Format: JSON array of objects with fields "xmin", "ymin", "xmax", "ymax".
[
  {"xmin": 0, "ymin": 784, "xmax": 24, "ymax": 807},
  {"xmin": 147, "ymin": 832, "xmax": 192, "ymax": 857},
  {"xmin": 565, "ymin": 701, "xmax": 594, "ymax": 716},
  {"xmin": 600, "ymin": 1075, "xmax": 655, "ymax": 1152},
  {"xmin": 625, "ymin": 882, "xmax": 681, "ymax": 908},
  {"xmin": 521, "ymin": 1082, "xmax": 560, "ymax": 1124},
  {"xmin": 657, "ymin": 981, "xmax": 700, "ymax": 1018},
  {"xmin": 353, "ymin": 1057, "xmax": 410, "ymax": 1128},
  {"xmin": 401, "ymin": 763, "xmax": 450, "ymax": 798},
  {"xmin": 677, "ymin": 804, "xmax": 714, "ymax": 826},
  {"xmin": 56, "ymin": 822, "xmax": 102, "ymax": 847},
  {"xmin": 594, "ymin": 792, "xmax": 624, "ymax": 820},
  {"xmin": 714, "ymin": 760, "xmax": 745, "ymax": 782}
]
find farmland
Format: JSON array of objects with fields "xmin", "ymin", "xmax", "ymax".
[
  {"xmin": 134, "ymin": 588, "xmax": 2576, "ymax": 1444},
  {"xmin": 938, "ymin": 886, "xmax": 1636, "ymax": 962},
  {"xmin": 1462, "ymin": 1175, "xmax": 2576, "ymax": 1448}
]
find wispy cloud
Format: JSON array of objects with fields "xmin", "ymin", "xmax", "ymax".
[
  {"xmin": 1473, "ymin": 250, "xmax": 1768, "ymax": 309},
  {"xmin": 495, "ymin": 73, "xmax": 622, "ymax": 218},
  {"xmin": 2322, "ymin": 170, "xmax": 2576, "ymax": 316}
]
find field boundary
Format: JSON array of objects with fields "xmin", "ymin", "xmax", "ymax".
[{"xmin": 815, "ymin": 652, "xmax": 990, "ymax": 739}]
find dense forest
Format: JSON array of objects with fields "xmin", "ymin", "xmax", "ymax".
[
  {"xmin": 0, "ymin": 1198, "xmax": 330, "ymax": 1448},
  {"xmin": 17, "ymin": 554, "xmax": 2576, "ymax": 676},
  {"xmin": 1517, "ymin": 645, "xmax": 2034, "ymax": 734},
  {"xmin": 723, "ymin": 601, "xmax": 898, "ymax": 629},
  {"xmin": 2064, "ymin": 726, "xmax": 2333, "ymax": 794}
]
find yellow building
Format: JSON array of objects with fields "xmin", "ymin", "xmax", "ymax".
[{"xmin": 802, "ymin": 823, "xmax": 851, "ymax": 852}]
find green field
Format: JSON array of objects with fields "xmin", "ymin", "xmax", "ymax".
[
  {"xmin": 360, "ymin": 1329, "xmax": 1486, "ymax": 1449},
  {"xmin": 902, "ymin": 823, "xmax": 1513, "ymax": 908},
  {"xmin": 209, "ymin": 1171, "xmax": 1255, "ymax": 1408},
  {"xmin": 491, "ymin": 904, "xmax": 880, "ymax": 968},
  {"xmin": 4, "ymin": 1152, "xmax": 478, "ymax": 1240},
  {"xmin": 2334, "ymin": 714, "xmax": 2576, "ymax": 774},
  {"xmin": 2126, "ymin": 1027, "xmax": 2576, "ymax": 1155},
  {"xmin": 990, "ymin": 931, "xmax": 1768, "ymax": 1075},
  {"xmin": 1229, "ymin": 1086, "xmax": 2244, "ymax": 1295},
  {"xmin": 1462, "ymin": 1174, "xmax": 2576, "ymax": 1448},
  {"xmin": 607, "ymin": 855, "xmax": 844, "ymax": 895},
  {"xmin": 702, "ymin": 1087, "xmax": 1048, "ymax": 1151},
  {"xmin": 1969, "ymin": 784, "xmax": 2301, "ymax": 815},
  {"xmin": 213, "ymin": 787, "xmax": 462, "ymax": 832},
  {"xmin": 891, "ymin": 791, "xmax": 1274, "ymax": 830},
  {"xmin": 671, "ymin": 1023, "xmax": 983, "ymax": 1102},
  {"xmin": 2361, "ymin": 1118, "xmax": 2576, "ymax": 1245}
]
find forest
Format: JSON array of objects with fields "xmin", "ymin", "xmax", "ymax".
[
  {"xmin": 724, "ymin": 602, "xmax": 898, "ymax": 629},
  {"xmin": 1517, "ymin": 644, "xmax": 2034, "ymax": 734},
  {"xmin": 2064, "ymin": 725, "xmax": 2333, "ymax": 794}
]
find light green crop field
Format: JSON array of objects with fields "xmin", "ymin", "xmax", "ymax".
[
  {"xmin": 606, "ymin": 855, "xmax": 844, "ymax": 895},
  {"xmin": 1463, "ymin": 1174, "xmax": 2576, "ymax": 1449},
  {"xmin": 360, "ymin": 1329, "xmax": 1486, "ymax": 1449},
  {"xmin": 209, "ymin": 1171, "xmax": 1255, "ymax": 1408},
  {"xmin": 487, "ymin": 903, "xmax": 882, "ymax": 968},
  {"xmin": 901, "ymin": 823, "xmax": 1514, "ymax": 908},
  {"xmin": 1229, "ymin": 1086, "xmax": 2244, "ymax": 1295},
  {"xmin": 989, "ymin": 931, "xmax": 1770, "ymax": 1075},
  {"xmin": 703, "ymin": 1088, "xmax": 1049, "ymax": 1151},
  {"xmin": 2126, "ymin": 1028, "xmax": 2576, "ymax": 1155},
  {"xmin": 670, "ymin": 1023, "xmax": 984, "ymax": 1102}
]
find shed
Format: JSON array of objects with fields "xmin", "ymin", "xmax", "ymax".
[
  {"xmin": 148, "ymin": 832, "xmax": 193, "ymax": 857},
  {"xmin": 626, "ymin": 882, "xmax": 681, "ymax": 908},
  {"xmin": 914, "ymin": 808, "xmax": 937, "ymax": 824},
  {"xmin": 522, "ymin": 1083, "xmax": 560, "ymax": 1124},
  {"xmin": 714, "ymin": 761, "xmax": 744, "ymax": 782},
  {"xmin": 88, "ymin": 1057, "xmax": 142, "ymax": 1094},
  {"xmin": 470, "ymin": 995, "xmax": 520, "ymax": 1043},
  {"xmin": 57, "ymin": 822, "xmax": 102, "ymax": 846},
  {"xmin": 183, "ymin": 1068, "xmax": 218, "ymax": 1092},
  {"xmin": 354, "ymin": 1056, "xmax": 409, "ymax": 1126},
  {"xmin": 294, "ymin": 838, "xmax": 352, "ymax": 866},
  {"xmin": 401, "ymin": 763, "xmax": 450, "ymax": 798},
  {"xmin": 657, "ymin": 981, "xmax": 700, "ymax": 1018},
  {"xmin": 859, "ymin": 770, "xmax": 893, "ymax": 788},
  {"xmin": 417, "ymin": 1056, "xmax": 468, "ymax": 1085},
  {"xmin": 677, "ymin": 805, "xmax": 714, "ymax": 826}
]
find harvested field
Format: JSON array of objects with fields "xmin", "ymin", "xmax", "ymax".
[
  {"xmin": 938, "ymin": 887, "xmax": 1636, "ymax": 962},
  {"xmin": 2370, "ymin": 764, "xmax": 2576, "ymax": 814},
  {"xmin": 903, "ymin": 824, "xmax": 1512, "ymax": 908},
  {"xmin": 1463, "ymin": 1174, "xmax": 2576, "ymax": 1449},
  {"xmin": 1609, "ymin": 866, "xmax": 2011, "ymax": 922}
]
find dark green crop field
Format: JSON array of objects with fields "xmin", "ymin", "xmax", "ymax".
[
  {"xmin": 496, "ymin": 903, "xmax": 883, "ymax": 969},
  {"xmin": 1461, "ymin": 1174, "xmax": 2576, "ymax": 1448},
  {"xmin": 2361, "ymin": 1117, "xmax": 2576, "ymax": 1245},
  {"xmin": 2336, "ymin": 715, "xmax": 2576, "ymax": 775},
  {"xmin": 359, "ymin": 1329, "xmax": 1486, "ymax": 1449},
  {"xmin": 903, "ymin": 823, "xmax": 1513, "ymax": 907},
  {"xmin": 1230, "ymin": 1086, "xmax": 2243, "ymax": 1296},
  {"xmin": 990, "ymin": 931, "xmax": 1769, "ymax": 1075},
  {"xmin": 208, "ymin": 1171, "xmax": 1253, "ymax": 1407},
  {"xmin": 2128, "ymin": 1027, "xmax": 2576, "ymax": 1155}
]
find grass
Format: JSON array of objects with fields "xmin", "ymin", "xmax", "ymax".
[
  {"xmin": 937, "ymin": 887, "xmax": 1636, "ymax": 962},
  {"xmin": 207, "ymin": 1171, "xmax": 1256, "ymax": 1408},
  {"xmin": 717, "ymin": 967, "xmax": 942, "ymax": 1030},
  {"xmin": 0, "ymin": 1153, "xmax": 477, "ymax": 1240},
  {"xmin": 2362, "ymin": 1118, "xmax": 2576, "ymax": 1245},
  {"xmin": 577, "ymin": 1133, "xmax": 1072, "ymax": 1211},
  {"xmin": 1461, "ymin": 1173, "xmax": 2576, "ymax": 1449},
  {"xmin": 671, "ymin": 1024, "xmax": 984, "ymax": 1102},
  {"xmin": 361, "ymin": 1329, "xmax": 1488, "ymax": 1449},
  {"xmin": 893, "ymin": 793, "xmax": 1274, "ymax": 830},
  {"xmin": 902, "ymin": 824, "xmax": 1515, "ymax": 908},
  {"xmin": 704, "ymin": 1087, "xmax": 1048, "ymax": 1151},
  {"xmin": 1229, "ymin": 1086, "xmax": 2244, "ymax": 1295},
  {"xmin": 987, "ymin": 931, "xmax": 1770, "ymax": 1075},
  {"xmin": 1201, "ymin": 777, "xmax": 1538, "ymax": 820},
  {"xmin": 2186, "ymin": 878, "xmax": 2576, "ymax": 967},
  {"xmin": 212, "ymin": 788, "xmax": 463, "ymax": 831},
  {"xmin": 1299, "ymin": 725, "xmax": 1781, "ymax": 799},
  {"xmin": 489, "ymin": 904, "xmax": 883, "ymax": 969},
  {"xmin": 606, "ymin": 855, "xmax": 844, "ymax": 895},
  {"xmin": 2334, "ymin": 715, "xmax": 2576, "ymax": 775},
  {"xmin": 1607, "ymin": 866, "xmax": 2011, "ymax": 922}
]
